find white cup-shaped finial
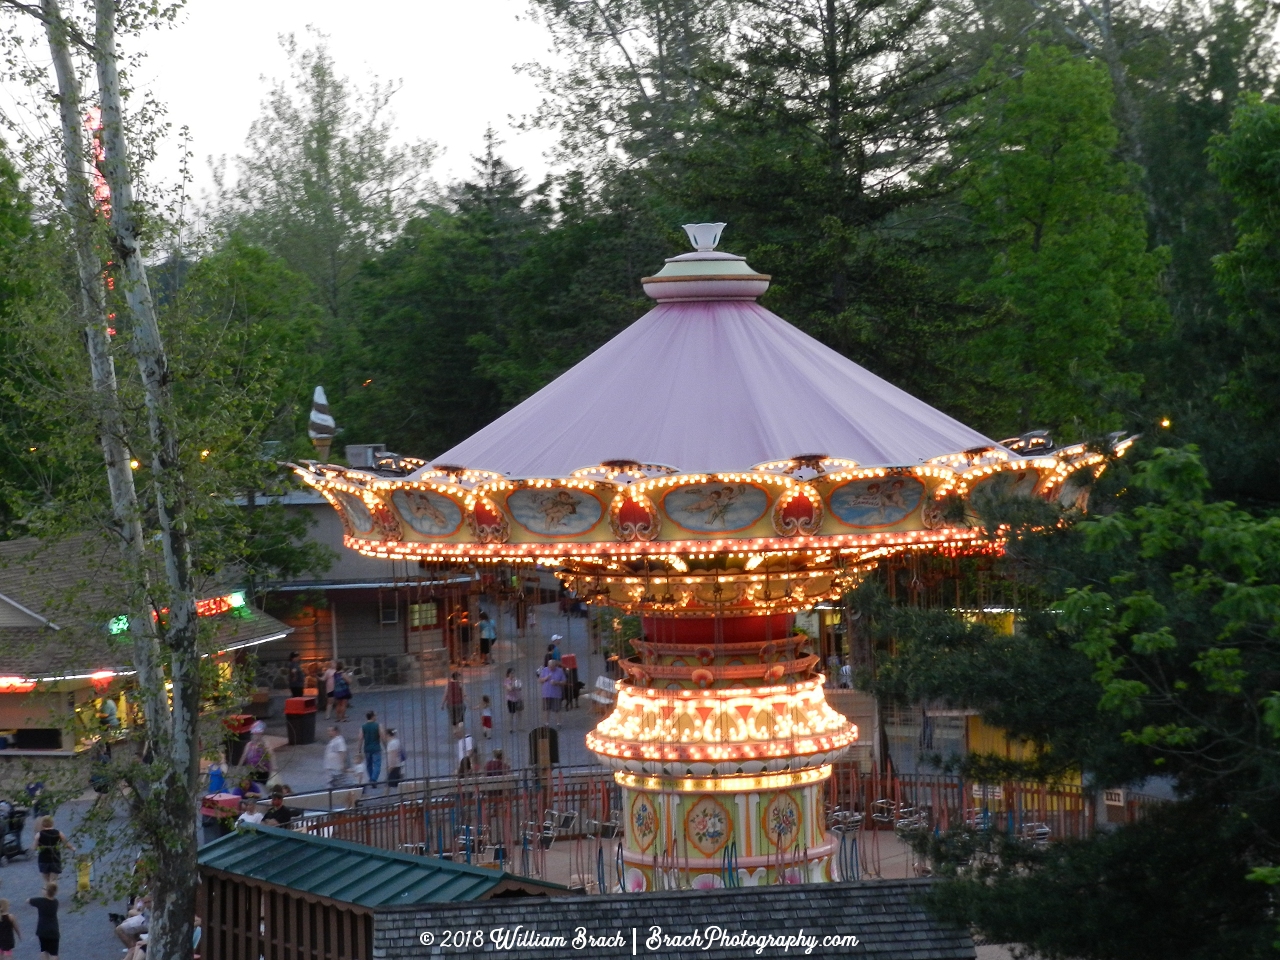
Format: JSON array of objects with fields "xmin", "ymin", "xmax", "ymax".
[{"xmin": 682, "ymin": 222, "xmax": 727, "ymax": 252}]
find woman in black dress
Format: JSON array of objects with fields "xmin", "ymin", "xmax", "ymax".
[
  {"xmin": 35, "ymin": 817, "xmax": 73, "ymax": 885},
  {"xmin": 28, "ymin": 883, "xmax": 57, "ymax": 960},
  {"xmin": 0, "ymin": 897, "xmax": 21, "ymax": 956}
]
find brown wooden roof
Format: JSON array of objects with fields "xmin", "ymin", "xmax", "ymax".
[{"xmin": 0, "ymin": 535, "xmax": 290, "ymax": 679}]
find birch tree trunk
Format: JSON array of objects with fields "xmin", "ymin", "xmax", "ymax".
[
  {"xmin": 92, "ymin": 2, "xmax": 200, "ymax": 956},
  {"xmin": 40, "ymin": 0, "xmax": 163, "ymax": 730}
]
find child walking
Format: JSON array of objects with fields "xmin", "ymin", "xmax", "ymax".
[
  {"xmin": 28, "ymin": 883, "xmax": 57, "ymax": 960},
  {"xmin": 0, "ymin": 899, "xmax": 19, "ymax": 957},
  {"xmin": 480, "ymin": 695, "xmax": 493, "ymax": 739}
]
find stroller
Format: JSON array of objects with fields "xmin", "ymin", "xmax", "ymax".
[{"xmin": 0, "ymin": 799, "xmax": 29, "ymax": 863}]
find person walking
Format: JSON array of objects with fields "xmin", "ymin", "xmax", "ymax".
[
  {"xmin": 27, "ymin": 883, "xmax": 57, "ymax": 960},
  {"xmin": 385, "ymin": 728, "xmax": 405, "ymax": 791},
  {"xmin": 323, "ymin": 726, "xmax": 350, "ymax": 788},
  {"xmin": 480, "ymin": 696, "xmax": 493, "ymax": 739},
  {"xmin": 34, "ymin": 817, "xmax": 72, "ymax": 885},
  {"xmin": 538, "ymin": 658, "xmax": 566, "ymax": 727},
  {"xmin": 477, "ymin": 611, "xmax": 497, "ymax": 665},
  {"xmin": 561, "ymin": 652, "xmax": 579, "ymax": 709},
  {"xmin": 0, "ymin": 898, "xmax": 20, "ymax": 958},
  {"xmin": 319, "ymin": 659, "xmax": 335, "ymax": 716},
  {"xmin": 241, "ymin": 722, "xmax": 273, "ymax": 793},
  {"xmin": 503, "ymin": 668, "xmax": 523, "ymax": 732},
  {"xmin": 442, "ymin": 671, "xmax": 466, "ymax": 732},
  {"xmin": 287, "ymin": 651, "xmax": 305, "ymax": 698},
  {"xmin": 358, "ymin": 711, "xmax": 385, "ymax": 788},
  {"xmin": 332, "ymin": 663, "xmax": 352, "ymax": 722}
]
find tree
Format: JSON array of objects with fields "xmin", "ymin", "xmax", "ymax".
[
  {"xmin": 524, "ymin": 0, "xmax": 736, "ymax": 163},
  {"xmin": 467, "ymin": 165, "xmax": 672, "ymax": 408},
  {"xmin": 923, "ymin": 798, "xmax": 1277, "ymax": 960},
  {"xmin": 670, "ymin": 0, "xmax": 973, "ymax": 306},
  {"xmin": 869, "ymin": 446, "xmax": 1280, "ymax": 957},
  {"xmin": 0, "ymin": 139, "xmax": 54, "ymax": 535},
  {"xmin": 1206, "ymin": 95, "xmax": 1280, "ymax": 491},
  {"xmin": 338, "ymin": 136, "xmax": 549, "ymax": 454},
  {"xmin": 213, "ymin": 30, "xmax": 437, "ymax": 320},
  {"xmin": 1119, "ymin": 0, "xmax": 1279, "ymax": 501},
  {"xmin": 955, "ymin": 45, "xmax": 1168, "ymax": 438},
  {"xmin": 0, "ymin": 4, "xmax": 325, "ymax": 957}
]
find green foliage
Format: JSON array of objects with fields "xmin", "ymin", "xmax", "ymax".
[
  {"xmin": 161, "ymin": 238, "xmax": 334, "ymax": 585},
  {"xmin": 652, "ymin": 0, "xmax": 996, "ymax": 421},
  {"xmin": 0, "ymin": 140, "xmax": 51, "ymax": 536},
  {"xmin": 1057, "ymin": 447, "xmax": 1280, "ymax": 799},
  {"xmin": 524, "ymin": 0, "xmax": 734, "ymax": 163},
  {"xmin": 920, "ymin": 800, "xmax": 1277, "ymax": 960},
  {"xmin": 334, "ymin": 139, "xmax": 548, "ymax": 455},
  {"xmin": 874, "ymin": 447, "xmax": 1280, "ymax": 956},
  {"xmin": 1128, "ymin": 0, "xmax": 1280, "ymax": 499},
  {"xmin": 213, "ymin": 31, "xmax": 436, "ymax": 319},
  {"xmin": 957, "ymin": 45, "xmax": 1168, "ymax": 438},
  {"xmin": 1208, "ymin": 96, "xmax": 1280, "ymax": 445},
  {"xmin": 333, "ymin": 143, "xmax": 670, "ymax": 456}
]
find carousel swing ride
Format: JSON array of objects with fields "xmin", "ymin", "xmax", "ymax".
[{"xmin": 295, "ymin": 222, "xmax": 1124, "ymax": 890}]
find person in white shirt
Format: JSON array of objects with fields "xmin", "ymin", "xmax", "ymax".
[
  {"xmin": 385, "ymin": 728, "xmax": 404, "ymax": 791},
  {"xmin": 236, "ymin": 799, "xmax": 264, "ymax": 826},
  {"xmin": 323, "ymin": 726, "xmax": 349, "ymax": 787}
]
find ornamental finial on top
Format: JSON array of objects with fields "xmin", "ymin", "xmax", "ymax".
[{"xmin": 682, "ymin": 222, "xmax": 727, "ymax": 252}]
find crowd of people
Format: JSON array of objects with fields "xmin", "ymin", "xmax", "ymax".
[{"xmin": 224, "ymin": 612, "xmax": 590, "ymax": 820}]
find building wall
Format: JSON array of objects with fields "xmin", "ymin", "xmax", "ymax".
[{"xmin": 256, "ymin": 589, "xmax": 452, "ymax": 689}]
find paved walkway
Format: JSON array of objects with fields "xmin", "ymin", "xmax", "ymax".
[
  {"xmin": 261, "ymin": 602, "xmax": 606, "ymax": 793},
  {"xmin": 0, "ymin": 795, "xmax": 136, "ymax": 960}
]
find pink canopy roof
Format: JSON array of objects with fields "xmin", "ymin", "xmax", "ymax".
[{"xmin": 430, "ymin": 297, "xmax": 1002, "ymax": 478}]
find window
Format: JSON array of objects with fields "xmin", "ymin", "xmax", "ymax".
[
  {"xmin": 408, "ymin": 602, "xmax": 438, "ymax": 630},
  {"xmin": 379, "ymin": 598, "xmax": 399, "ymax": 625}
]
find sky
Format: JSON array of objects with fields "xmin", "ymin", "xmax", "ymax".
[{"xmin": 130, "ymin": 0, "xmax": 561, "ymax": 201}]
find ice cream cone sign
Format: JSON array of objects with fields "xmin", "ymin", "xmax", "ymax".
[{"xmin": 308, "ymin": 386, "xmax": 336, "ymax": 462}]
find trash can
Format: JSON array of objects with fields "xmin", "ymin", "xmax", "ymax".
[
  {"xmin": 529, "ymin": 725, "xmax": 559, "ymax": 766},
  {"xmin": 224, "ymin": 714, "xmax": 254, "ymax": 765},
  {"xmin": 285, "ymin": 695, "xmax": 317, "ymax": 745}
]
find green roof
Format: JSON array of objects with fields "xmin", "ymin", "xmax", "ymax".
[{"xmin": 198, "ymin": 825, "xmax": 566, "ymax": 907}]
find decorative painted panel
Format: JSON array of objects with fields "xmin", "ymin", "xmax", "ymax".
[
  {"xmin": 828, "ymin": 477, "xmax": 924, "ymax": 528},
  {"xmin": 506, "ymin": 488, "xmax": 605, "ymax": 537},
  {"xmin": 663, "ymin": 483, "xmax": 770, "ymax": 533},
  {"xmin": 391, "ymin": 489, "xmax": 463, "ymax": 537}
]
